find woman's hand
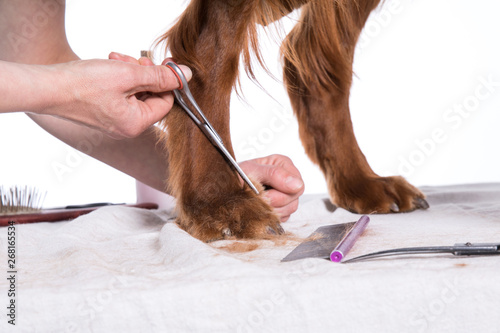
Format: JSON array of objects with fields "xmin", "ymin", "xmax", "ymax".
[
  {"xmin": 240, "ymin": 154, "xmax": 304, "ymax": 222},
  {"xmin": 44, "ymin": 54, "xmax": 191, "ymax": 139},
  {"xmin": 0, "ymin": 53, "xmax": 191, "ymax": 139}
]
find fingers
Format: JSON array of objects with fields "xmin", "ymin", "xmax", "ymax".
[
  {"xmin": 138, "ymin": 57, "xmax": 155, "ymax": 67},
  {"xmin": 109, "ymin": 52, "xmax": 155, "ymax": 67},
  {"xmin": 109, "ymin": 51, "xmax": 192, "ymax": 93},
  {"xmin": 135, "ymin": 62, "xmax": 192, "ymax": 93},
  {"xmin": 109, "ymin": 52, "xmax": 140, "ymax": 64},
  {"xmin": 246, "ymin": 155, "xmax": 304, "ymax": 195},
  {"xmin": 267, "ymin": 167, "xmax": 304, "ymax": 195},
  {"xmin": 261, "ymin": 168, "xmax": 303, "ymax": 222},
  {"xmin": 240, "ymin": 155, "xmax": 304, "ymax": 222},
  {"xmin": 106, "ymin": 52, "xmax": 191, "ymax": 137},
  {"xmin": 264, "ymin": 189, "xmax": 300, "ymax": 222},
  {"xmin": 133, "ymin": 92, "xmax": 175, "ymax": 127},
  {"xmin": 258, "ymin": 154, "xmax": 302, "ymax": 180}
]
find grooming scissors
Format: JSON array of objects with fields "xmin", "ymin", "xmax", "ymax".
[
  {"xmin": 165, "ymin": 61, "xmax": 259, "ymax": 194},
  {"xmin": 343, "ymin": 242, "xmax": 500, "ymax": 263}
]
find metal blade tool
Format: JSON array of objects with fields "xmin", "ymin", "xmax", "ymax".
[
  {"xmin": 165, "ymin": 61, "xmax": 259, "ymax": 194},
  {"xmin": 343, "ymin": 242, "xmax": 500, "ymax": 263},
  {"xmin": 281, "ymin": 215, "xmax": 370, "ymax": 262}
]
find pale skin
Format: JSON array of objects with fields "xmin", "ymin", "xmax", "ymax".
[{"xmin": 0, "ymin": 0, "xmax": 304, "ymax": 221}]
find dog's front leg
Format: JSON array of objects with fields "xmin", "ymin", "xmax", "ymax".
[
  {"xmin": 159, "ymin": 0, "xmax": 282, "ymax": 241},
  {"xmin": 282, "ymin": 0, "xmax": 429, "ymax": 213}
]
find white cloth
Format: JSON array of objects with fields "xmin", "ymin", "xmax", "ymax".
[{"xmin": 1, "ymin": 183, "xmax": 499, "ymax": 332}]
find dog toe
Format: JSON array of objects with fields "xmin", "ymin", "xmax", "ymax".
[
  {"xmin": 330, "ymin": 175, "xmax": 429, "ymax": 214},
  {"xmin": 266, "ymin": 226, "xmax": 277, "ymax": 235},
  {"xmin": 266, "ymin": 224, "xmax": 285, "ymax": 236},
  {"xmin": 222, "ymin": 228, "xmax": 233, "ymax": 238},
  {"xmin": 390, "ymin": 202, "xmax": 400, "ymax": 213},
  {"xmin": 413, "ymin": 197, "xmax": 429, "ymax": 210}
]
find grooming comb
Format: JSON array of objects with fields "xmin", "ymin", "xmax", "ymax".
[{"xmin": 281, "ymin": 215, "xmax": 370, "ymax": 262}]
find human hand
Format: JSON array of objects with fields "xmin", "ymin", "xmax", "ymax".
[
  {"xmin": 239, "ymin": 154, "xmax": 304, "ymax": 222},
  {"xmin": 42, "ymin": 53, "xmax": 191, "ymax": 139}
]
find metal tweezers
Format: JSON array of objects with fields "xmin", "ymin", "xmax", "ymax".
[
  {"xmin": 343, "ymin": 242, "xmax": 500, "ymax": 263},
  {"xmin": 165, "ymin": 61, "xmax": 259, "ymax": 194}
]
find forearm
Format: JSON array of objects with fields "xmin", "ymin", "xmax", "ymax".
[
  {"xmin": 0, "ymin": 60, "xmax": 66, "ymax": 114},
  {"xmin": 28, "ymin": 113, "xmax": 170, "ymax": 192},
  {"xmin": 0, "ymin": 58, "xmax": 170, "ymax": 192},
  {"xmin": 0, "ymin": 0, "xmax": 173, "ymax": 193}
]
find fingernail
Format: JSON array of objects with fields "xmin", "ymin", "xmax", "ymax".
[
  {"xmin": 285, "ymin": 176, "xmax": 303, "ymax": 190},
  {"xmin": 178, "ymin": 65, "xmax": 192, "ymax": 81},
  {"xmin": 111, "ymin": 52, "xmax": 126, "ymax": 58}
]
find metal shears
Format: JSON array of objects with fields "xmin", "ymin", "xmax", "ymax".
[
  {"xmin": 343, "ymin": 242, "xmax": 500, "ymax": 263},
  {"xmin": 165, "ymin": 61, "xmax": 259, "ymax": 194}
]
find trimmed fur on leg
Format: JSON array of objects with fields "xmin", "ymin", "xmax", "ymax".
[{"xmin": 154, "ymin": 0, "xmax": 297, "ymax": 241}]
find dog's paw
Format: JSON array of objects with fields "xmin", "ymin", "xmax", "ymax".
[
  {"xmin": 176, "ymin": 187, "xmax": 283, "ymax": 242},
  {"xmin": 330, "ymin": 175, "xmax": 429, "ymax": 214}
]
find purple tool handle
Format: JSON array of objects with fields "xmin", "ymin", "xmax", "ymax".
[{"xmin": 330, "ymin": 215, "xmax": 370, "ymax": 262}]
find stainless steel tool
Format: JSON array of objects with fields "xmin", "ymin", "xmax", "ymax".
[
  {"xmin": 343, "ymin": 242, "xmax": 500, "ymax": 263},
  {"xmin": 281, "ymin": 216, "xmax": 370, "ymax": 262},
  {"xmin": 165, "ymin": 61, "xmax": 259, "ymax": 194}
]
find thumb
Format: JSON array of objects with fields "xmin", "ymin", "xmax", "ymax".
[
  {"xmin": 249, "ymin": 163, "xmax": 303, "ymax": 194},
  {"xmin": 133, "ymin": 64, "xmax": 192, "ymax": 93}
]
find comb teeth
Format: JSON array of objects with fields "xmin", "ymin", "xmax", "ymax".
[{"xmin": 0, "ymin": 186, "xmax": 46, "ymax": 215}]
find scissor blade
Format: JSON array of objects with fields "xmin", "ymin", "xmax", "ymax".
[
  {"xmin": 172, "ymin": 91, "xmax": 259, "ymax": 194},
  {"xmin": 201, "ymin": 124, "xmax": 259, "ymax": 194},
  {"xmin": 167, "ymin": 61, "xmax": 259, "ymax": 194},
  {"xmin": 173, "ymin": 91, "xmax": 203, "ymax": 127},
  {"xmin": 343, "ymin": 242, "xmax": 500, "ymax": 263},
  {"xmin": 343, "ymin": 246, "xmax": 455, "ymax": 263}
]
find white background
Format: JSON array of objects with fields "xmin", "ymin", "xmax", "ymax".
[{"xmin": 1, "ymin": 0, "xmax": 499, "ymax": 207}]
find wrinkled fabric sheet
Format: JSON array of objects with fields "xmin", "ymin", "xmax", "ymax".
[{"xmin": 1, "ymin": 183, "xmax": 499, "ymax": 333}]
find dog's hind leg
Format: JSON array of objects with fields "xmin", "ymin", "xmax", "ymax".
[
  {"xmin": 157, "ymin": 0, "xmax": 283, "ymax": 241},
  {"xmin": 282, "ymin": 0, "xmax": 429, "ymax": 213}
]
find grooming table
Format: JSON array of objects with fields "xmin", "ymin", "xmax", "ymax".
[{"xmin": 1, "ymin": 183, "xmax": 499, "ymax": 332}]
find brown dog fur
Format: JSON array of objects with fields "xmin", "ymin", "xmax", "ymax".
[{"xmin": 156, "ymin": 0, "xmax": 428, "ymax": 242}]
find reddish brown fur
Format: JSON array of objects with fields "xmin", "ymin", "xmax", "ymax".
[{"xmin": 156, "ymin": 0, "xmax": 427, "ymax": 242}]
